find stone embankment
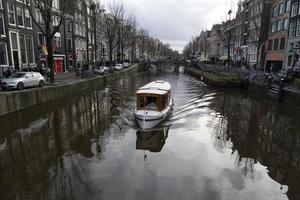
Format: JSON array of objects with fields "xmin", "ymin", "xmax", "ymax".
[{"xmin": 0, "ymin": 64, "xmax": 145, "ymax": 117}]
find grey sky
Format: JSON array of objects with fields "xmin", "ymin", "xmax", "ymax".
[{"xmin": 102, "ymin": 0, "xmax": 239, "ymax": 53}]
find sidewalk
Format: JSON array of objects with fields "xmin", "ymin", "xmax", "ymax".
[{"xmin": 45, "ymin": 71, "xmax": 81, "ymax": 86}]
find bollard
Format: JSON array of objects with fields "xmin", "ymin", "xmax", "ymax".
[
  {"xmin": 267, "ymin": 76, "xmax": 272, "ymax": 90},
  {"xmin": 279, "ymin": 78, "xmax": 285, "ymax": 101}
]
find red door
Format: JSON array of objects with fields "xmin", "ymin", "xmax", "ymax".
[{"xmin": 55, "ymin": 60, "xmax": 62, "ymax": 74}]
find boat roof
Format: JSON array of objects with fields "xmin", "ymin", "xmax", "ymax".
[{"xmin": 137, "ymin": 80, "xmax": 171, "ymax": 95}]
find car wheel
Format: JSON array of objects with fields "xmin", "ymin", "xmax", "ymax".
[
  {"xmin": 39, "ymin": 80, "xmax": 44, "ymax": 87},
  {"xmin": 17, "ymin": 82, "xmax": 24, "ymax": 90}
]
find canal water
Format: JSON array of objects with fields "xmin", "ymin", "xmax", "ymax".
[{"xmin": 0, "ymin": 67, "xmax": 300, "ymax": 200}]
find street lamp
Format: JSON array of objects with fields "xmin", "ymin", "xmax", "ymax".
[
  {"xmin": 227, "ymin": 10, "xmax": 232, "ymax": 66},
  {"xmin": 91, "ymin": 3, "xmax": 97, "ymax": 67}
]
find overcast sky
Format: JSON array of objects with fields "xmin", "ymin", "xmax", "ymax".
[{"xmin": 102, "ymin": 0, "xmax": 239, "ymax": 53}]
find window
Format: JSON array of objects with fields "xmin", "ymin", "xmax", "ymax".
[
  {"xmin": 289, "ymin": 21, "xmax": 296, "ymax": 38},
  {"xmin": 38, "ymin": 33, "xmax": 45, "ymax": 46},
  {"xmin": 19, "ymin": 34, "xmax": 27, "ymax": 63},
  {"xmin": 17, "ymin": 6, "xmax": 24, "ymax": 27},
  {"xmin": 280, "ymin": 38, "xmax": 285, "ymax": 50},
  {"xmin": 288, "ymin": 55, "xmax": 293, "ymax": 66},
  {"xmin": 277, "ymin": 20, "xmax": 283, "ymax": 31},
  {"xmin": 67, "ymin": 22, "xmax": 72, "ymax": 33},
  {"xmin": 274, "ymin": 39, "xmax": 279, "ymax": 50},
  {"xmin": 289, "ymin": 43, "xmax": 294, "ymax": 51},
  {"xmin": 268, "ymin": 40, "xmax": 273, "ymax": 51},
  {"xmin": 78, "ymin": 1, "xmax": 82, "ymax": 10},
  {"xmin": 0, "ymin": 43, "xmax": 8, "ymax": 65},
  {"xmin": 273, "ymin": 6, "xmax": 278, "ymax": 17},
  {"xmin": 7, "ymin": 3, "xmax": 16, "ymax": 25},
  {"xmin": 291, "ymin": 3, "xmax": 298, "ymax": 17},
  {"xmin": 279, "ymin": 3, "xmax": 285, "ymax": 15},
  {"xmin": 297, "ymin": 20, "xmax": 300, "ymax": 36},
  {"xmin": 284, "ymin": 18, "xmax": 289, "ymax": 30},
  {"xmin": 0, "ymin": 13, "xmax": 5, "ymax": 36},
  {"xmin": 24, "ymin": 8, "xmax": 32, "ymax": 28},
  {"xmin": 26, "ymin": 36, "xmax": 34, "ymax": 63},
  {"xmin": 271, "ymin": 22, "xmax": 277, "ymax": 33},
  {"xmin": 52, "ymin": 0, "xmax": 59, "ymax": 10},
  {"xmin": 36, "ymin": 10, "xmax": 44, "ymax": 24},
  {"xmin": 286, "ymin": 0, "xmax": 291, "ymax": 12},
  {"xmin": 10, "ymin": 32, "xmax": 18, "ymax": 50},
  {"xmin": 54, "ymin": 36, "xmax": 61, "ymax": 52},
  {"xmin": 139, "ymin": 96, "xmax": 158, "ymax": 111},
  {"xmin": 67, "ymin": 38, "xmax": 72, "ymax": 50}
]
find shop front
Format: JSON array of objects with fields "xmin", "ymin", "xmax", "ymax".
[
  {"xmin": 265, "ymin": 53, "xmax": 284, "ymax": 73},
  {"xmin": 39, "ymin": 54, "xmax": 66, "ymax": 74}
]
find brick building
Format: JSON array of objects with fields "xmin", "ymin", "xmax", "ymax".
[{"xmin": 265, "ymin": 0, "xmax": 291, "ymax": 72}]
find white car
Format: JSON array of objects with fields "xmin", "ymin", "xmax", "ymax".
[
  {"xmin": 123, "ymin": 62, "xmax": 129, "ymax": 68},
  {"xmin": 1, "ymin": 72, "xmax": 45, "ymax": 90},
  {"xmin": 114, "ymin": 63, "xmax": 123, "ymax": 71}
]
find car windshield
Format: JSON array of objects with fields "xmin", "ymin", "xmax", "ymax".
[{"xmin": 10, "ymin": 73, "xmax": 26, "ymax": 78}]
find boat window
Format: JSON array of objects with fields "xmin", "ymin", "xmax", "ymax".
[{"xmin": 139, "ymin": 96, "xmax": 158, "ymax": 110}]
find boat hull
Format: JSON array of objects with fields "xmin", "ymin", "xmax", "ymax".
[{"xmin": 135, "ymin": 99, "xmax": 173, "ymax": 130}]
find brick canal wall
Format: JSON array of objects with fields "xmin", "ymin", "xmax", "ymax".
[
  {"xmin": 185, "ymin": 67, "xmax": 243, "ymax": 88},
  {"xmin": 0, "ymin": 64, "xmax": 146, "ymax": 117},
  {"xmin": 186, "ymin": 66, "xmax": 300, "ymax": 109}
]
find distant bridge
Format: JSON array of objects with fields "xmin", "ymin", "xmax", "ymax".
[{"xmin": 143, "ymin": 60, "xmax": 187, "ymax": 73}]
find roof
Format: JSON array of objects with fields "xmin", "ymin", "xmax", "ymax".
[{"xmin": 137, "ymin": 81, "xmax": 171, "ymax": 95}]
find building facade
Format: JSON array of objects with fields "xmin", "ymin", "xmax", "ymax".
[
  {"xmin": 245, "ymin": 0, "xmax": 272, "ymax": 68},
  {"xmin": 265, "ymin": 0, "xmax": 291, "ymax": 72},
  {"xmin": 285, "ymin": 0, "xmax": 300, "ymax": 71},
  {"xmin": 4, "ymin": 0, "xmax": 37, "ymax": 74}
]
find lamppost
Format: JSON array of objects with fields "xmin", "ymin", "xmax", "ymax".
[
  {"xmin": 227, "ymin": 10, "xmax": 232, "ymax": 65},
  {"xmin": 91, "ymin": 3, "xmax": 97, "ymax": 67}
]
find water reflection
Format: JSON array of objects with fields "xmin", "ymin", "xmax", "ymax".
[
  {"xmin": 136, "ymin": 126, "xmax": 169, "ymax": 153},
  {"xmin": 211, "ymin": 93, "xmax": 300, "ymax": 199}
]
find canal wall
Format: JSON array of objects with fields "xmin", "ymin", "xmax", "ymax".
[
  {"xmin": 185, "ymin": 67, "xmax": 242, "ymax": 88},
  {"xmin": 0, "ymin": 64, "xmax": 146, "ymax": 117},
  {"xmin": 186, "ymin": 66, "xmax": 300, "ymax": 109}
]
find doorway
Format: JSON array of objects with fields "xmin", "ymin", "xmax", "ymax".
[{"xmin": 13, "ymin": 51, "xmax": 20, "ymax": 71}]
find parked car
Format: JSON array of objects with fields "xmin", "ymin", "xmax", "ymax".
[
  {"xmin": 94, "ymin": 66, "xmax": 109, "ymax": 75},
  {"xmin": 123, "ymin": 62, "xmax": 129, "ymax": 68},
  {"xmin": 114, "ymin": 63, "xmax": 123, "ymax": 71},
  {"xmin": 0, "ymin": 76, "xmax": 4, "ymax": 90},
  {"xmin": 1, "ymin": 72, "xmax": 45, "ymax": 90}
]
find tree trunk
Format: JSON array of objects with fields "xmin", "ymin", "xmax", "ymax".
[
  {"xmin": 256, "ymin": 45, "xmax": 260, "ymax": 70},
  {"xmin": 109, "ymin": 42, "xmax": 113, "ymax": 68},
  {"xmin": 46, "ymin": 35, "xmax": 55, "ymax": 83}
]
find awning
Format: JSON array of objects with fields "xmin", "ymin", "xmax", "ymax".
[
  {"xmin": 220, "ymin": 55, "xmax": 228, "ymax": 60},
  {"xmin": 199, "ymin": 58, "xmax": 210, "ymax": 62},
  {"xmin": 265, "ymin": 53, "xmax": 284, "ymax": 61}
]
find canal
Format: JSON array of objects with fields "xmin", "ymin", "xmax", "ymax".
[{"xmin": 0, "ymin": 66, "xmax": 300, "ymax": 200}]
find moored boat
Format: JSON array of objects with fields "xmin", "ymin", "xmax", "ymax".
[{"xmin": 135, "ymin": 80, "xmax": 173, "ymax": 129}]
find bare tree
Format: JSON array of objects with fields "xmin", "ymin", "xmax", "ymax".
[
  {"xmin": 247, "ymin": 16, "xmax": 263, "ymax": 69},
  {"xmin": 26, "ymin": 0, "xmax": 77, "ymax": 83},
  {"xmin": 138, "ymin": 28, "xmax": 149, "ymax": 60},
  {"xmin": 103, "ymin": 2, "xmax": 124, "ymax": 67}
]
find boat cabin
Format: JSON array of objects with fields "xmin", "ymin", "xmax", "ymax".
[{"xmin": 136, "ymin": 81, "xmax": 171, "ymax": 112}]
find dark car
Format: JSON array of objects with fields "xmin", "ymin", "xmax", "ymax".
[
  {"xmin": 94, "ymin": 66, "xmax": 109, "ymax": 75},
  {"xmin": 0, "ymin": 76, "xmax": 4, "ymax": 90}
]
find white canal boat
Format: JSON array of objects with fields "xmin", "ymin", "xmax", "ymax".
[{"xmin": 135, "ymin": 80, "xmax": 173, "ymax": 129}]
